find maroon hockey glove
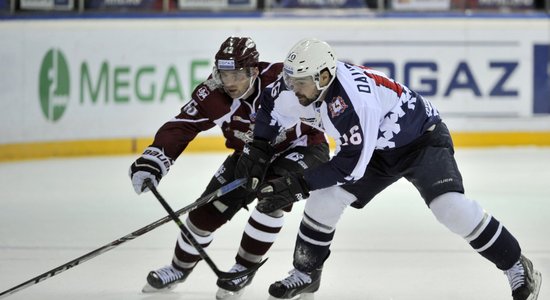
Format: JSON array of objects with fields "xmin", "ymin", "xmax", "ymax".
[
  {"xmin": 235, "ymin": 139, "xmax": 274, "ymax": 191},
  {"xmin": 256, "ymin": 173, "xmax": 310, "ymax": 213}
]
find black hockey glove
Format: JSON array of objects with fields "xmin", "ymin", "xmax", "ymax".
[
  {"xmin": 235, "ymin": 138, "xmax": 274, "ymax": 191},
  {"xmin": 256, "ymin": 173, "xmax": 310, "ymax": 214},
  {"xmin": 129, "ymin": 147, "xmax": 173, "ymax": 194}
]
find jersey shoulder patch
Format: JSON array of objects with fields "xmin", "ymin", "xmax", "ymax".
[
  {"xmin": 194, "ymin": 78, "xmax": 220, "ymax": 101},
  {"xmin": 327, "ymin": 96, "xmax": 349, "ymax": 118},
  {"xmin": 185, "ymin": 82, "xmax": 231, "ymax": 120}
]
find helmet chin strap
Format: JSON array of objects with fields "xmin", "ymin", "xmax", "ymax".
[
  {"xmin": 226, "ymin": 73, "xmax": 257, "ymax": 100},
  {"xmin": 309, "ymin": 73, "xmax": 335, "ymax": 105}
]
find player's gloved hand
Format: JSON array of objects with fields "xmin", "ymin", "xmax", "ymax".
[
  {"xmin": 256, "ymin": 173, "xmax": 310, "ymax": 213},
  {"xmin": 235, "ymin": 138, "xmax": 274, "ymax": 191},
  {"xmin": 129, "ymin": 147, "xmax": 173, "ymax": 194}
]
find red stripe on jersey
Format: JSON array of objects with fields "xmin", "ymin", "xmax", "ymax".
[{"xmin": 365, "ymin": 72, "xmax": 403, "ymax": 97}]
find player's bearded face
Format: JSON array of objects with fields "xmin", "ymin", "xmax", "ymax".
[
  {"xmin": 286, "ymin": 76, "xmax": 320, "ymax": 106},
  {"xmin": 219, "ymin": 69, "xmax": 253, "ymax": 99}
]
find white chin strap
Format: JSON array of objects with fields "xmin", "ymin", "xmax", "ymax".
[
  {"xmin": 230, "ymin": 75, "xmax": 256, "ymax": 100},
  {"xmin": 312, "ymin": 88, "xmax": 328, "ymax": 104},
  {"xmin": 311, "ymin": 74, "xmax": 335, "ymax": 104}
]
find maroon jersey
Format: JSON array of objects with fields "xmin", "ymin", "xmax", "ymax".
[{"xmin": 151, "ymin": 62, "xmax": 327, "ymax": 160}]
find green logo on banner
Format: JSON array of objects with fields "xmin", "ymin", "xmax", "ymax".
[{"xmin": 39, "ymin": 49, "xmax": 70, "ymax": 122}]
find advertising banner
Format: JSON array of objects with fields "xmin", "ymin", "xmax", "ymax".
[
  {"xmin": 451, "ymin": 0, "xmax": 534, "ymax": 9},
  {"xmin": 277, "ymin": 0, "xmax": 366, "ymax": 7},
  {"xmin": 20, "ymin": 0, "xmax": 74, "ymax": 10},
  {"xmin": 85, "ymin": 0, "xmax": 164, "ymax": 10},
  {"xmin": 534, "ymin": 44, "xmax": 550, "ymax": 114},
  {"xmin": 391, "ymin": 0, "xmax": 450, "ymax": 10},
  {"xmin": 0, "ymin": 19, "xmax": 548, "ymax": 146},
  {"xmin": 178, "ymin": 0, "xmax": 256, "ymax": 9},
  {"xmin": 479, "ymin": 0, "xmax": 534, "ymax": 9}
]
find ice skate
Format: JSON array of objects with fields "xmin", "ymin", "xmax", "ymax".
[
  {"xmin": 215, "ymin": 263, "xmax": 257, "ymax": 300},
  {"xmin": 504, "ymin": 255, "xmax": 542, "ymax": 300},
  {"xmin": 141, "ymin": 265, "xmax": 191, "ymax": 293},
  {"xmin": 267, "ymin": 293, "xmax": 315, "ymax": 300},
  {"xmin": 267, "ymin": 267, "xmax": 322, "ymax": 299}
]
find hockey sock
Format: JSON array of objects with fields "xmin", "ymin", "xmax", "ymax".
[
  {"xmin": 466, "ymin": 214, "xmax": 521, "ymax": 270},
  {"xmin": 236, "ymin": 207, "xmax": 285, "ymax": 268},
  {"xmin": 293, "ymin": 219, "xmax": 334, "ymax": 272},
  {"xmin": 172, "ymin": 216, "xmax": 215, "ymax": 270}
]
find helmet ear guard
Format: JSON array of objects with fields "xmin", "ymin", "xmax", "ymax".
[{"xmin": 283, "ymin": 38, "xmax": 337, "ymax": 92}]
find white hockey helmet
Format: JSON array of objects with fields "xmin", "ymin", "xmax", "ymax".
[{"xmin": 283, "ymin": 38, "xmax": 337, "ymax": 91}]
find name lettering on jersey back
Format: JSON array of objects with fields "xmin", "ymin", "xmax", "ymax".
[{"xmin": 345, "ymin": 63, "xmax": 372, "ymax": 94}]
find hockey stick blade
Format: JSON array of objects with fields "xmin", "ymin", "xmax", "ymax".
[
  {"xmin": 145, "ymin": 179, "xmax": 267, "ymax": 282},
  {"xmin": 217, "ymin": 257, "xmax": 268, "ymax": 281},
  {"xmin": 0, "ymin": 178, "xmax": 246, "ymax": 299}
]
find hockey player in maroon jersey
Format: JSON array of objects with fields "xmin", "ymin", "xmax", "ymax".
[
  {"xmin": 247, "ymin": 38, "xmax": 541, "ymax": 300},
  {"xmin": 128, "ymin": 37, "xmax": 329, "ymax": 299}
]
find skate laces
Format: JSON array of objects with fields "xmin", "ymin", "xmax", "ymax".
[
  {"xmin": 505, "ymin": 260, "xmax": 526, "ymax": 291},
  {"xmin": 281, "ymin": 269, "xmax": 312, "ymax": 288},
  {"xmin": 153, "ymin": 265, "xmax": 185, "ymax": 284},
  {"xmin": 227, "ymin": 264, "xmax": 248, "ymax": 285}
]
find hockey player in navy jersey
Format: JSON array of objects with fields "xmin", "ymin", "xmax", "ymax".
[
  {"xmin": 128, "ymin": 37, "xmax": 329, "ymax": 299},
  {"xmin": 241, "ymin": 38, "xmax": 542, "ymax": 300}
]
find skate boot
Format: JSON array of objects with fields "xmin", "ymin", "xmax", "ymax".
[
  {"xmin": 141, "ymin": 265, "xmax": 192, "ymax": 293},
  {"xmin": 268, "ymin": 266, "xmax": 322, "ymax": 299},
  {"xmin": 504, "ymin": 255, "xmax": 542, "ymax": 300},
  {"xmin": 215, "ymin": 263, "xmax": 257, "ymax": 300}
]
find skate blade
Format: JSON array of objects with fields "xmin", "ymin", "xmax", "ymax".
[
  {"xmin": 141, "ymin": 282, "xmax": 177, "ymax": 293},
  {"xmin": 215, "ymin": 287, "xmax": 245, "ymax": 300},
  {"xmin": 527, "ymin": 270, "xmax": 542, "ymax": 300},
  {"xmin": 267, "ymin": 292, "xmax": 315, "ymax": 300}
]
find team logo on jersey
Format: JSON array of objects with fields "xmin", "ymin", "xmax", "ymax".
[
  {"xmin": 328, "ymin": 96, "xmax": 348, "ymax": 118},
  {"xmin": 196, "ymin": 86, "xmax": 210, "ymax": 101}
]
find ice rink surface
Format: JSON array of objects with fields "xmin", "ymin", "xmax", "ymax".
[{"xmin": 0, "ymin": 147, "xmax": 549, "ymax": 300}]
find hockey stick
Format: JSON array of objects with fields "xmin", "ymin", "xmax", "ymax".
[
  {"xmin": 144, "ymin": 179, "xmax": 268, "ymax": 281},
  {"xmin": 0, "ymin": 178, "xmax": 246, "ymax": 299}
]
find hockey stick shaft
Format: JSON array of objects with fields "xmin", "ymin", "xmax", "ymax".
[
  {"xmin": 145, "ymin": 179, "xmax": 267, "ymax": 281},
  {"xmin": 0, "ymin": 178, "xmax": 246, "ymax": 299}
]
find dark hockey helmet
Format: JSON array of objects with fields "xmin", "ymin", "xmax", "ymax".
[{"xmin": 214, "ymin": 37, "xmax": 259, "ymax": 71}]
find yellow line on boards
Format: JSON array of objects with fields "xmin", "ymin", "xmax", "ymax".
[{"xmin": 1, "ymin": 132, "xmax": 550, "ymax": 162}]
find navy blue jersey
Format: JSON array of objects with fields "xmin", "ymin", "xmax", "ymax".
[{"xmin": 255, "ymin": 61, "xmax": 441, "ymax": 191}]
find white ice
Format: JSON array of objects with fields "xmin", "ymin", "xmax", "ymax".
[{"xmin": 0, "ymin": 147, "xmax": 549, "ymax": 300}]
